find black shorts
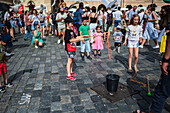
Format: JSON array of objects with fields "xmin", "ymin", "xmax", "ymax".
[
  {"xmin": 67, "ymin": 51, "xmax": 76, "ymax": 58},
  {"xmin": 5, "ymin": 21, "xmax": 11, "ymax": 29},
  {"xmin": 114, "ymin": 42, "xmax": 121, "ymax": 47},
  {"xmin": 21, "ymin": 22, "xmax": 25, "ymax": 27}
]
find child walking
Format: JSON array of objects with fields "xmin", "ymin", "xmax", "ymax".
[
  {"xmin": 92, "ymin": 26, "xmax": 104, "ymax": 57},
  {"xmin": 0, "ymin": 38, "xmax": 13, "ymax": 93},
  {"xmin": 65, "ymin": 18, "xmax": 85, "ymax": 81},
  {"xmin": 123, "ymin": 14, "xmax": 143, "ymax": 72},
  {"xmin": 79, "ymin": 18, "xmax": 92, "ymax": 61},
  {"xmin": 113, "ymin": 26, "xmax": 123, "ymax": 53}
]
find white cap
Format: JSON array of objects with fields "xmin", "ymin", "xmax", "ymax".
[{"xmin": 117, "ymin": 26, "xmax": 121, "ymax": 29}]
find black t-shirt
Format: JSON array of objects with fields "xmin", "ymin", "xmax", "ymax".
[{"xmin": 64, "ymin": 29, "xmax": 77, "ymax": 51}]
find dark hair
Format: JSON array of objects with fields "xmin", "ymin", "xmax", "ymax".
[
  {"xmin": 130, "ymin": 14, "xmax": 140, "ymax": 25},
  {"xmin": 25, "ymin": 10, "xmax": 29, "ymax": 15},
  {"xmin": 151, "ymin": 7, "xmax": 155, "ymax": 11},
  {"xmin": 140, "ymin": 9, "xmax": 144, "ymax": 12},
  {"xmin": 92, "ymin": 6, "xmax": 96, "ymax": 13},
  {"xmin": 65, "ymin": 7, "xmax": 69, "ymax": 10},
  {"xmin": 79, "ymin": 2, "xmax": 84, "ymax": 9},
  {"xmin": 85, "ymin": 6, "xmax": 90, "ymax": 12},
  {"xmin": 40, "ymin": 10, "xmax": 43, "ymax": 14},
  {"xmin": 55, "ymin": 8, "xmax": 58, "ymax": 12},
  {"xmin": 65, "ymin": 17, "xmax": 74, "ymax": 24},
  {"xmin": 96, "ymin": 26, "xmax": 101, "ymax": 30},
  {"xmin": 118, "ymin": 7, "xmax": 121, "ymax": 10},
  {"xmin": 82, "ymin": 17, "xmax": 87, "ymax": 22},
  {"xmin": 138, "ymin": 5, "xmax": 143, "ymax": 7},
  {"xmin": 32, "ymin": 9, "xmax": 37, "ymax": 15},
  {"xmin": 22, "ymin": 10, "xmax": 24, "ymax": 14}
]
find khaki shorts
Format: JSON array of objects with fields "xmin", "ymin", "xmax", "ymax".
[{"xmin": 58, "ymin": 25, "xmax": 65, "ymax": 32}]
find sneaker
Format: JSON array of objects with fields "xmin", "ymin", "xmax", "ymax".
[
  {"xmin": 113, "ymin": 48, "xmax": 116, "ymax": 51},
  {"xmin": 71, "ymin": 72, "xmax": 77, "ymax": 76},
  {"xmin": 0, "ymin": 86, "xmax": 6, "ymax": 93},
  {"xmin": 35, "ymin": 46, "xmax": 38, "ymax": 48},
  {"xmin": 153, "ymin": 46, "xmax": 159, "ymax": 49},
  {"xmin": 4, "ymin": 82, "xmax": 13, "ymax": 87},
  {"xmin": 24, "ymin": 39, "xmax": 27, "ymax": 41},
  {"xmin": 139, "ymin": 45, "xmax": 143, "ymax": 48},
  {"xmin": 118, "ymin": 49, "xmax": 120, "ymax": 54},
  {"xmin": 63, "ymin": 42, "xmax": 65, "ymax": 46},
  {"xmin": 58, "ymin": 39, "xmax": 61, "ymax": 44},
  {"xmin": 67, "ymin": 75, "xmax": 76, "ymax": 81},
  {"xmin": 134, "ymin": 66, "xmax": 139, "ymax": 72},
  {"xmin": 87, "ymin": 56, "xmax": 92, "ymax": 60},
  {"xmin": 127, "ymin": 68, "xmax": 133, "ymax": 73},
  {"xmin": 98, "ymin": 54, "xmax": 101, "ymax": 57},
  {"xmin": 6, "ymin": 52, "xmax": 11, "ymax": 57},
  {"xmin": 49, "ymin": 33, "xmax": 52, "ymax": 36},
  {"xmin": 94, "ymin": 54, "xmax": 97, "ymax": 57}
]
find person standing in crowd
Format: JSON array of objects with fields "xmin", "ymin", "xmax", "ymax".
[
  {"xmin": 128, "ymin": 6, "xmax": 138, "ymax": 22},
  {"xmin": 97, "ymin": 7, "xmax": 105, "ymax": 26},
  {"xmin": 123, "ymin": 14, "xmax": 143, "ymax": 72},
  {"xmin": 79, "ymin": 18, "xmax": 92, "ymax": 61},
  {"xmin": 38, "ymin": 10, "xmax": 46, "ymax": 38},
  {"xmin": 93, "ymin": 26, "xmax": 104, "ymax": 57},
  {"xmin": 47, "ymin": 12, "xmax": 52, "ymax": 35},
  {"xmin": 138, "ymin": 8, "xmax": 145, "ymax": 27},
  {"xmin": 20, "ymin": 10, "xmax": 25, "ymax": 34},
  {"xmin": 84, "ymin": 6, "xmax": 91, "ymax": 24},
  {"xmin": 125, "ymin": 7, "xmax": 131, "ymax": 23},
  {"xmin": 9, "ymin": 11, "xmax": 16, "ymax": 41},
  {"xmin": 56, "ymin": 8, "xmax": 67, "ymax": 45},
  {"xmin": 65, "ymin": 7, "xmax": 71, "ymax": 18},
  {"xmin": 64, "ymin": 18, "xmax": 85, "ymax": 81},
  {"xmin": 103, "ymin": 7, "xmax": 114, "ymax": 42},
  {"xmin": 31, "ymin": 9, "xmax": 39, "ymax": 32},
  {"xmin": 113, "ymin": 7, "xmax": 122, "ymax": 29},
  {"xmin": 52, "ymin": 9, "xmax": 58, "ymax": 37},
  {"xmin": 89, "ymin": 6, "xmax": 98, "ymax": 44},
  {"xmin": 24, "ymin": 10, "xmax": 32, "ymax": 41},
  {"xmin": 59, "ymin": 0, "xmax": 66, "ymax": 9},
  {"xmin": 4, "ymin": 10, "xmax": 11, "ymax": 34},
  {"xmin": 139, "ymin": 6, "xmax": 159, "ymax": 49}
]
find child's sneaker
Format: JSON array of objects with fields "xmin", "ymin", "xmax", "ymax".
[
  {"xmin": 87, "ymin": 56, "xmax": 92, "ymax": 60},
  {"xmin": 71, "ymin": 72, "xmax": 77, "ymax": 76},
  {"xmin": 63, "ymin": 42, "xmax": 65, "ymax": 46},
  {"xmin": 98, "ymin": 54, "xmax": 101, "ymax": 57},
  {"xmin": 4, "ymin": 82, "xmax": 13, "ymax": 88},
  {"xmin": 67, "ymin": 75, "xmax": 76, "ymax": 81},
  {"xmin": 94, "ymin": 54, "xmax": 97, "ymax": 57},
  {"xmin": 0, "ymin": 86, "xmax": 6, "ymax": 93},
  {"xmin": 58, "ymin": 39, "xmax": 61, "ymax": 44}
]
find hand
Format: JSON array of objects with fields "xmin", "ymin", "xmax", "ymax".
[
  {"xmin": 80, "ymin": 38, "xmax": 85, "ymax": 41},
  {"xmin": 161, "ymin": 62, "xmax": 169, "ymax": 75},
  {"xmin": 165, "ymin": 30, "xmax": 170, "ymax": 33},
  {"xmin": 148, "ymin": 18, "xmax": 152, "ymax": 21},
  {"xmin": 123, "ymin": 41, "xmax": 127, "ymax": 46}
]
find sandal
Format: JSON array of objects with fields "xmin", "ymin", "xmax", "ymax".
[
  {"xmin": 67, "ymin": 75, "xmax": 76, "ymax": 81},
  {"xmin": 134, "ymin": 66, "xmax": 139, "ymax": 72},
  {"xmin": 127, "ymin": 68, "xmax": 133, "ymax": 73},
  {"xmin": 71, "ymin": 72, "xmax": 77, "ymax": 76}
]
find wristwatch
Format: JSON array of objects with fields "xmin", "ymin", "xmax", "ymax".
[{"xmin": 162, "ymin": 56, "xmax": 170, "ymax": 63}]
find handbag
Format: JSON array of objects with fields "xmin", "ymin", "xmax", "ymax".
[
  {"xmin": 160, "ymin": 35, "xmax": 167, "ymax": 53},
  {"xmin": 67, "ymin": 43, "xmax": 76, "ymax": 52}
]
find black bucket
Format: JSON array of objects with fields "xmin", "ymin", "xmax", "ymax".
[{"xmin": 106, "ymin": 74, "xmax": 120, "ymax": 93}]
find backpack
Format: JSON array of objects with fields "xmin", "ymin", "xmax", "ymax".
[
  {"xmin": 73, "ymin": 9, "xmax": 81, "ymax": 24},
  {"xmin": 106, "ymin": 12, "xmax": 113, "ymax": 26},
  {"xmin": 40, "ymin": 14, "xmax": 44, "ymax": 23},
  {"xmin": 52, "ymin": 13, "xmax": 57, "ymax": 24}
]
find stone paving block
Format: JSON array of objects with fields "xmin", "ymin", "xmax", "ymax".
[
  {"xmin": 62, "ymin": 103, "xmax": 73, "ymax": 112},
  {"xmin": 71, "ymin": 96, "xmax": 81, "ymax": 105},
  {"xmin": 61, "ymin": 95, "xmax": 71, "ymax": 104}
]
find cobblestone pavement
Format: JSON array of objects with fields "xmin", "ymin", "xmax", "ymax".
[{"xmin": 0, "ymin": 33, "xmax": 170, "ymax": 113}]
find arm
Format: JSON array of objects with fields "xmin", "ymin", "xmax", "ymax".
[
  {"xmin": 69, "ymin": 36, "xmax": 84, "ymax": 43},
  {"xmin": 88, "ymin": 30, "xmax": 91, "ymax": 41},
  {"xmin": 34, "ymin": 30, "xmax": 38, "ymax": 37},
  {"xmin": 139, "ymin": 27, "xmax": 143, "ymax": 43},
  {"xmin": 96, "ymin": 14, "xmax": 99, "ymax": 24},
  {"xmin": 88, "ymin": 13, "xmax": 91, "ymax": 23},
  {"xmin": 113, "ymin": 36, "xmax": 116, "ymax": 41},
  {"xmin": 123, "ymin": 27, "xmax": 129, "ymax": 45},
  {"xmin": 120, "ymin": 36, "xmax": 123, "ymax": 42},
  {"xmin": 148, "ymin": 11, "xmax": 157, "ymax": 22}
]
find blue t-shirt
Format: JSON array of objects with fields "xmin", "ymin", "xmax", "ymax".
[
  {"xmin": 78, "ymin": 9, "xmax": 84, "ymax": 25},
  {"xmin": 113, "ymin": 31, "xmax": 123, "ymax": 42}
]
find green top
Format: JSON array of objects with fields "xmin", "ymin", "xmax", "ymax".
[{"xmin": 79, "ymin": 25, "xmax": 90, "ymax": 41}]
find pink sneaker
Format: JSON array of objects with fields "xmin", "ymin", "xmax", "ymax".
[{"xmin": 43, "ymin": 36, "xmax": 46, "ymax": 38}]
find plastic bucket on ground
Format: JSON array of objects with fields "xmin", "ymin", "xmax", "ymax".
[{"xmin": 106, "ymin": 74, "xmax": 120, "ymax": 93}]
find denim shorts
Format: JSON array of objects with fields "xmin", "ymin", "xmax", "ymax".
[
  {"xmin": 128, "ymin": 40, "xmax": 139, "ymax": 48},
  {"xmin": 81, "ymin": 40, "xmax": 91, "ymax": 52},
  {"xmin": 40, "ymin": 22, "xmax": 45, "ymax": 27}
]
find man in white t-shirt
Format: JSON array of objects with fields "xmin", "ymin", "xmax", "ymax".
[
  {"xmin": 138, "ymin": 9, "xmax": 145, "ymax": 26},
  {"xmin": 56, "ymin": 8, "xmax": 67, "ymax": 45},
  {"xmin": 113, "ymin": 7, "xmax": 122, "ymax": 28}
]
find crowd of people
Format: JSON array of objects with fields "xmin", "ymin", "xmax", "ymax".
[{"xmin": 0, "ymin": 2, "xmax": 170, "ymax": 113}]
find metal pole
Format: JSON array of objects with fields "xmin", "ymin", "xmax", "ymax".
[{"xmin": 152, "ymin": 0, "xmax": 154, "ymax": 4}]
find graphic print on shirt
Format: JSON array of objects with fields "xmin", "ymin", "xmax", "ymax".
[{"xmin": 70, "ymin": 32, "xmax": 76, "ymax": 47}]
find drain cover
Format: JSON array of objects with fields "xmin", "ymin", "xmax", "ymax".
[{"xmin": 91, "ymin": 83, "xmax": 137, "ymax": 103}]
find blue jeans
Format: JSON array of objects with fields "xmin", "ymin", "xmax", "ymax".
[
  {"xmin": 81, "ymin": 40, "xmax": 91, "ymax": 52},
  {"xmin": 24, "ymin": 30, "xmax": 32, "ymax": 41},
  {"xmin": 151, "ymin": 70, "xmax": 170, "ymax": 113}
]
